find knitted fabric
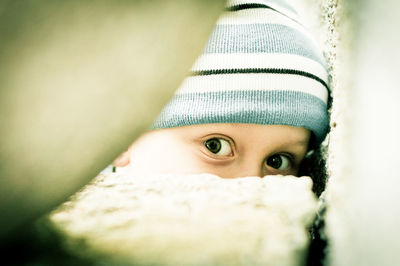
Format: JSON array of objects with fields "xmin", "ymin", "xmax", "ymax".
[{"xmin": 153, "ymin": 0, "xmax": 330, "ymax": 145}]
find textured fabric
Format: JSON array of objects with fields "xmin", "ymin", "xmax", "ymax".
[
  {"xmin": 152, "ymin": 0, "xmax": 330, "ymax": 144},
  {"xmin": 50, "ymin": 173, "xmax": 317, "ymax": 266}
]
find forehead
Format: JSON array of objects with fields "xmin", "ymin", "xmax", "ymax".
[{"xmin": 171, "ymin": 123, "xmax": 311, "ymax": 146}]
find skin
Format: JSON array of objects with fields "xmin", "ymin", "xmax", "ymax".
[{"xmin": 113, "ymin": 123, "xmax": 311, "ymax": 178}]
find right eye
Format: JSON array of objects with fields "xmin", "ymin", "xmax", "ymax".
[
  {"xmin": 265, "ymin": 154, "xmax": 291, "ymax": 170},
  {"xmin": 204, "ymin": 138, "xmax": 232, "ymax": 156}
]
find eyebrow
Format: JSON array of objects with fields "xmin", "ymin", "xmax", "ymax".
[
  {"xmin": 285, "ymin": 139, "xmax": 309, "ymax": 145},
  {"xmin": 273, "ymin": 139, "xmax": 310, "ymax": 150}
]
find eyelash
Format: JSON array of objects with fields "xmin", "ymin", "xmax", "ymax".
[
  {"xmin": 264, "ymin": 153, "xmax": 295, "ymax": 171},
  {"xmin": 201, "ymin": 135, "xmax": 297, "ymax": 172},
  {"xmin": 202, "ymin": 135, "xmax": 235, "ymax": 158}
]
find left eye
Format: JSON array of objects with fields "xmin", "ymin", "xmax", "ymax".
[
  {"xmin": 204, "ymin": 138, "xmax": 232, "ymax": 156},
  {"xmin": 265, "ymin": 154, "xmax": 291, "ymax": 170}
]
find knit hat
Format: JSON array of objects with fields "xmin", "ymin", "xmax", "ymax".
[{"xmin": 153, "ymin": 0, "xmax": 330, "ymax": 145}]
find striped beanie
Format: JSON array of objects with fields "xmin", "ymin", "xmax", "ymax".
[{"xmin": 153, "ymin": 0, "xmax": 330, "ymax": 145}]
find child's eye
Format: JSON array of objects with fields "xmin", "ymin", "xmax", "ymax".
[
  {"xmin": 265, "ymin": 154, "xmax": 291, "ymax": 170},
  {"xmin": 204, "ymin": 138, "xmax": 232, "ymax": 156}
]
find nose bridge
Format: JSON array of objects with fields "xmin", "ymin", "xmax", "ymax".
[{"xmin": 231, "ymin": 160, "xmax": 263, "ymax": 178}]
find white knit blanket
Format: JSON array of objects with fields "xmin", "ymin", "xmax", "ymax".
[{"xmin": 50, "ymin": 173, "xmax": 317, "ymax": 266}]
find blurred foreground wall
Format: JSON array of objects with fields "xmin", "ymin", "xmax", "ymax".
[
  {"xmin": 0, "ymin": 0, "xmax": 225, "ymax": 240},
  {"xmin": 324, "ymin": 0, "xmax": 400, "ymax": 265}
]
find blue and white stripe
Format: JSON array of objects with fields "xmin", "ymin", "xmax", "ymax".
[
  {"xmin": 191, "ymin": 53, "xmax": 328, "ymax": 87},
  {"xmin": 204, "ymin": 24, "xmax": 326, "ymax": 66},
  {"xmin": 176, "ymin": 74, "xmax": 328, "ymax": 104},
  {"xmin": 227, "ymin": 0, "xmax": 299, "ymax": 21},
  {"xmin": 154, "ymin": 91, "xmax": 328, "ymax": 143},
  {"xmin": 152, "ymin": 0, "xmax": 330, "ymax": 145}
]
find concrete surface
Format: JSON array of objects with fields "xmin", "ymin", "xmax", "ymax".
[{"xmin": 50, "ymin": 173, "xmax": 317, "ymax": 266}]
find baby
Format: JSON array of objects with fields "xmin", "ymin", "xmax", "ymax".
[{"xmin": 112, "ymin": 0, "xmax": 329, "ymax": 180}]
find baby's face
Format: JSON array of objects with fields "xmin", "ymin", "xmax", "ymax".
[{"xmin": 119, "ymin": 123, "xmax": 310, "ymax": 178}]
